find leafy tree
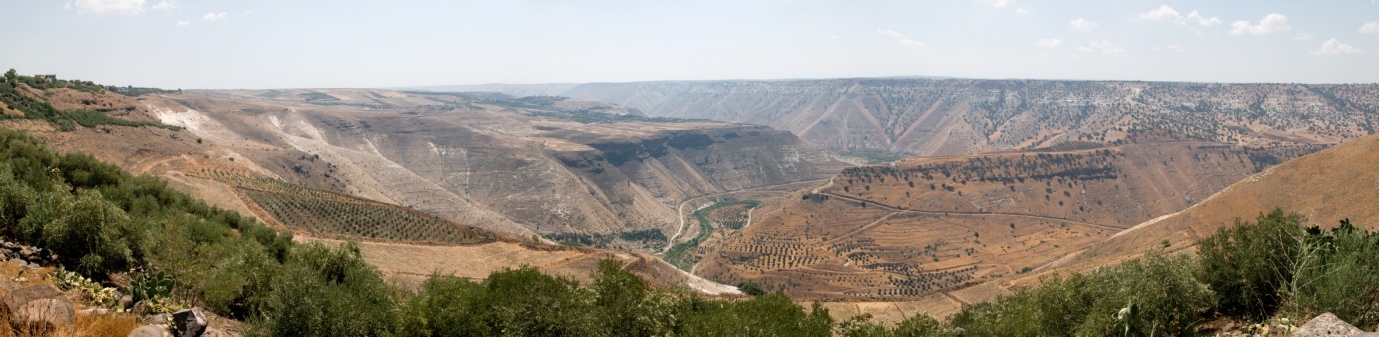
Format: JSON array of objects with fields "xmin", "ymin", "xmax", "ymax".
[
  {"xmin": 737, "ymin": 281, "xmax": 766, "ymax": 296},
  {"xmin": 592, "ymin": 259, "xmax": 657, "ymax": 336}
]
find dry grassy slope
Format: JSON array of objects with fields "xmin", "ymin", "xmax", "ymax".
[
  {"xmin": 141, "ymin": 89, "xmax": 846, "ymax": 250},
  {"xmin": 697, "ymin": 140, "xmax": 1310, "ymax": 301},
  {"xmin": 564, "ymin": 79, "xmax": 1378, "ymax": 155},
  {"xmin": 1045, "ymin": 132, "xmax": 1379, "ymax": 279}
]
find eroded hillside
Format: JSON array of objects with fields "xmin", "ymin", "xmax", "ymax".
[
  {"xmin": 697, "ymin": 136, "xmax": 1317, "ymax": 303},
  {"xmin": 564, "ymin": 79, "xmax": 1378, "ymax": 155},
  {"xmin": 142, "ymin": 89, "xmax": 847, "ymax": 251}
]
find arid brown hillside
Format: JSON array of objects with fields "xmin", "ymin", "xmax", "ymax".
[
  {"xmin": 564, "ymin": 79, "xmax": 1378, "ymax": 155},
  {"xmin": 1045, "ymin": 132, "xmax": 1379, "ymax": 278},
  {"xmin": 696, "ymin": 138, "xmax": 1316, "ymax": 301}
]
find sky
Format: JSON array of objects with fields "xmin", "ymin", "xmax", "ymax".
[{"xmin": 2, "ymin": 0, "xmax": 1378, "ymax": 89}]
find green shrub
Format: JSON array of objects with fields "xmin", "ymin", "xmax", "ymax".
[
  {"xmin": 951, "ymin": 252, "xmax": 1212, "ymax": 336},
  {"xmin": 247, "ymin": 241, "xmax": 398, "ymax": 337},
  {"xmin": 680, "ymin": 293, "xmax": 833, "ymax": 336},
  {"xmin": 398, "ymin": 275, "xmax": 488, "ymax": 336},
  {"xmin": 482, "ymin": 266, "xmax": 601, "ymax": 335},
  {"xmin": 1196, "ymin": 209, "xmax": 1303, "ymax": 321},
  {"xmin": 891, "ymin": 314, "xmax": 957, "ymax": 337},
  {"xmin": 33, "ymin": 189, "xmax": 138, "ymax": 275},
  {"xmin": 737, "ymin": 281, "xmax": 766, "ymax": 296},
  {"xmin": 592, "ymin": 259, "xmax": 658, "ymax": 337},
  {"xmin": 838, "ymin": 316, "xmax": 892, "ymax": 337},
  {"xmin": 1281, "ymin": 219, "xmax": 1379, "ymax": 328}
]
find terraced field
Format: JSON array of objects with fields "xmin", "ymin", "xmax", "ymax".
[{"xmin": 199, "ymin": 168, "xmax": 487, "ymax": 245}]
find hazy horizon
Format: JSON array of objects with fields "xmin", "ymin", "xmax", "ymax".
[{"xmin": 5, "ymin": 0, "xmax": 1378, "ymax": 89}]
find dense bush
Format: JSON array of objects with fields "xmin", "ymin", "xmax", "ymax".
[
  {"xmin": 1281, "ymin": 219, "xmax": 1379, "ymax": 328},
  {"xmin": 950, "ymin": 252, "xmax": 1212, "ymax": 336},
  {"xmin": 1196, "ymin": 209, "xmax": 1304, "ymax": 321},
  {"xmin": 247, "ymin": 241, "xmax": 398, "ymax": 337}
]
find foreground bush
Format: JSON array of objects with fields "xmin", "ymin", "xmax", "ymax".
[
  {"xmin": 951, "ymin": 252, "xmax": 1212, "ymax": 336},
  {"xmin": 1281, "ymin": 219, "xmax": 1379, "ymax": 328},
  {"xmin": 400, "ymin": 259, "xmax": 833, "ymax": 336},
  {"xmin": 1197, "ymin": 209, "xmax": 1304, "ymax": 321}
]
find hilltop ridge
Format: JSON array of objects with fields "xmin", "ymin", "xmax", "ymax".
[{"xmin": 561, "ymin": 78, "xmax": 1376, "ymax": 155}]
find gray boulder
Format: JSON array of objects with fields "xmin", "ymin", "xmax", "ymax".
[
  {"xmin": 2, "ymin": 283, "xmax": 61, "ymax": 315},
  {"xmin": 13, "ymin": 298, "xmax": 75, "ymax": 330},
  {"xmin": 173, "ymin": 308, "xmax": 208, "ymax": 337},
  {"xmin": 1292, "ymin": 313, "xmax": 1365, "ymax": 337},
  {"xmin": 128, "ymin": 325, "xmax": 169, "ymax": 337},
  {"xmin": 145, "ymin": 313, "xmax": 169, "ymax": 325}
]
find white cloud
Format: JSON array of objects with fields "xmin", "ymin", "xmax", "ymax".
[
  {"xmin": 68, "ymin": 0, "xmax": 146, "ymax": 14},
  {"xmin": 1186, "ymin": 11, "xmax": 1221, "ymax": 26},
  {"xmin": 1138, "ymin": 5, "xmax": 1182, "ymax": 24},
  {"xmin": 1070, "ymin": 18, "xmax": 1098, "ymax": 31},
  {"xmin": 1311, "ymin": 38, "xmax": 1361, "ymax": 56},
  {"xmin": 829, "ymin": 34, "xmax": 841, "ymax": 40},
  {"xmin": 1294, "ymin": 33, "xmax": 1314, "ymax": 41},
  {"xmin": 1088, "ymin": 40, "xmax": 1125, "ymax": 55},
  {"xmin": 1138, "ymin": 6, "xmax": 1220, "ymax": 26},
  {"xmin": 1361, "ymin": 22, "xmax": 1379, "ymax": 35},
  {"xmin": 1076, "ymin": 46, "xmax": 1093, "ymax": 53},
  {"xmin": 1015, "ymin": 7, "xmax": 1031, "ymax": 15},
  {"xmin": 202, "ymin": 12, "xmax": 227, "ymax": 21},
  {"xmin": 899, "ymin": 38, "xmax": 925, "ymax": 47},
  {"xmin": 151, "ymin": 0, "xmax": 174, "ymax": 11},
  {"xmin": 980, "ymin": 0, "xmax": 1015, "ymax": 9},
  {"xmin": 1230, "ymin": 14, "xmax": 1290, "ymax": 36},
  {"xmin": 1166, "ymin": 44, "xmax": 1183, "ymax": 52},
  {"xmin": 177, "ymin": 20, "xmax": 190, "ymax": 26},
  {"xmin": 1037, "ymin": 38, "xmax": 1062, "ymax": 47},
  {"xmin": 876, "ymin": 29, "xmax": 902, "ymax": 38}
]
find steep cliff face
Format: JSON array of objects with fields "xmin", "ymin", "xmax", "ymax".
[
  {"xmin": 564, "ymin": 79, "xmax": 1378, "ymax": 155},
  {"xmin": 146, "ymin": 89, "xmax": 846, "ymax": 250}
]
